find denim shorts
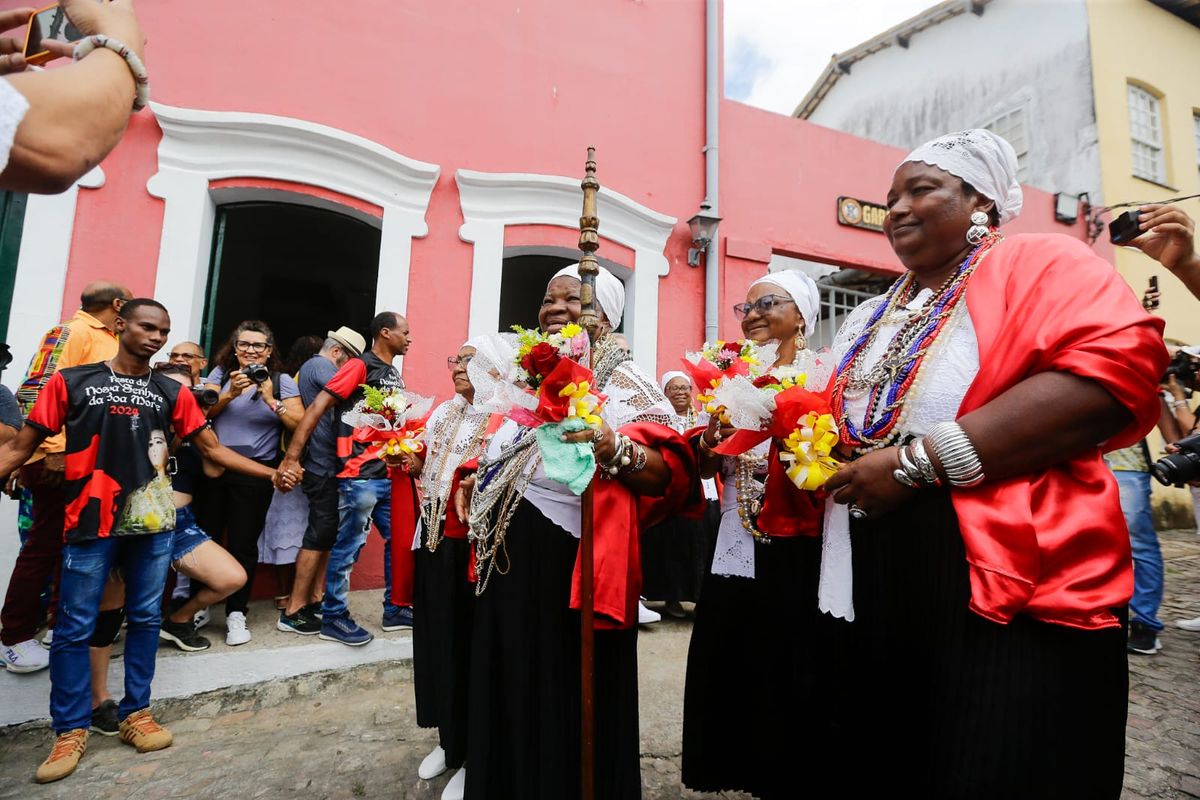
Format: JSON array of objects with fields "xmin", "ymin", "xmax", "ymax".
[{"xmin": 170, "ymin": 504, "xmax": 211, "ymax": 564}]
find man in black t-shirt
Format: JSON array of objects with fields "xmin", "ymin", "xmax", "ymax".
[
  {"xmin": 0, "ymin": 299, "xmax": 297, "ymax": 784},
  {"xmin": 280, "ymin": 311, "xmax": 412, "ymax": 646}
]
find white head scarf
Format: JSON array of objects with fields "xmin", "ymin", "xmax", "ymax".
[
  {"xmin": 899, "ymin": 129, "xmax": 1024, "ymax": 225},
  {"xmin": 551, "ymin": 263, "xmax": 625, "ymax": 329},
  {"xmin": 660, "ymin": 370, "xmax": 691, "ymax": 392},
  {"xmin": 748, "ymin": 271, "xmax": 821, "ymax": 338}
]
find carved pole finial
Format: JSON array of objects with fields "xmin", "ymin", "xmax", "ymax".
[{"xmin": 578, "ymin": 146, "xmax": 601, "ymax": 340}]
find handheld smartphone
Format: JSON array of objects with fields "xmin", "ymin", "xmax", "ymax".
[
  {"xmin": 1109, "ymin": 210, "xmax": 1142, "ymax": 245},
  {"xmin": 1145, "ymin": 276, "xmax": 1160, "ymax": 311},
  {"xmin": 22, "ymin": 4, "xmax": 85, "ymax": 67}
]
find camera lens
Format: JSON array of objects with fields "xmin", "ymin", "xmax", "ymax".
[
  {"xmin": 191, "ymin": 387, "xmax": 219, "ymax": 407},
  {"xmin": 1151, "ymin": 436, "xmax": 1200, "ymax": 486},
  {"xmin": 244, "ymin": 363, "xmax": 269, "ymax": 383}
]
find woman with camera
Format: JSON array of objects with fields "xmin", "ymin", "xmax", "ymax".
[{"xmin": 201, "ymin": 321, "xmax": 304, "ymax": 645}]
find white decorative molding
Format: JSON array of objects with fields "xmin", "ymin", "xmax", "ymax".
[
  {"xmin": 5, "ymin": 166, "xmax": 105, "ymax": 392},
  {"xmin": 146, "ymin": 103, "xmax": 440, "ymax": 349},
  {"xmin": 456, "ymin": 169, "xmax": 677, "ymax": 377}
]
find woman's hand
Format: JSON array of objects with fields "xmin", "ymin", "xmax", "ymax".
[
  {"xmin": 825, "ymin": 446, "xmax": 916, "ymax": 519},
  {"xmin": 226, "ymin": 369, "xmax": 251, "ymax": 399},
  {"xmin": 259, "ymin": 373, "xmax": 275, "ymax": 404},
  {"xmin": 561, "ymin": 421, "xmax": 618, "ymax": 464},
  {"xmin": 1132, "ymin": 204, "xmax": 1198, "ymax": 275},
  {"xmin": 454, "ymin": 474, "xmax": 477, "ymax": 523},
  {"xmin": 1166, "ymin": 374, "xmax": 1187, "ymax": 401},
  {"xmin": 272, "ymin": 464, "xmax": 302, "ymax": 493}
]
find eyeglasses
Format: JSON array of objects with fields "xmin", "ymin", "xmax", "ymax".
[
  {"xmin": 732, "ymin": 294, "xmax": 796, "ymax": 321},
  {"xmin": 234, "ymin": 340, "xmax": 270, "ymax": 353},
  {"xmin": 447, "ymin": 355, "xmax": 474, "ymax": 370},
  {"xmin": 169, "ymin": 352, "xmax": 202, "ymax": 361}
]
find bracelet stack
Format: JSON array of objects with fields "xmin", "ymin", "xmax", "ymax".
[
  {"xmin": 74, "ymin": 35, "xmax": 150, "ymax": 111},
  {"xmin": 599, "ymin": 432, "xmax": 647, "ymax": 478},
  {"xmin": 924, "ymin": 422, "xmax": 986, "ymax": 488}
]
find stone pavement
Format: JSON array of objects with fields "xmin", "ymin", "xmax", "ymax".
[{"xmin": 1, "ymin": 530, "xmax": 1198, "ymax": 799}]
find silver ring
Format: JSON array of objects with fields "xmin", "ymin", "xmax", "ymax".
[
  {"xmin": 592, "ymin": 427, "xmax": 604, "ymax": 442},
  {"xmin": 848, "ymin": 504, "xmax": 868, "ymax": 520}
]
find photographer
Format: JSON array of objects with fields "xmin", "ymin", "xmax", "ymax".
[
  {"xmin": 200, "ymin": 321, "xmax": 303, "ymax": 646},
  {"xmin": 0, "ymin": 0, "xmax": 148, "ymax": 194}
]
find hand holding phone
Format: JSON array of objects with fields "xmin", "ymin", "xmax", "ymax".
[
  {"xmin": 22, "ymin": 4, "xmax": 83, "ymax": 66},
  {"xmin": 1143, "ymin": 275, "xmax": 1160, "ymax": 312},
  {"xmin": 0, "ymin": 7, "xmax": 37, "ymax": 75}
]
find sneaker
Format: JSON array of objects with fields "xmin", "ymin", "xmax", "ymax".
[
  {"xmin": 35, "ymin": 729, "xmax": 87, "ymax": 783},
  {"xmin": 637, "ymin": 601, "xmax": 661, "ymax": 626},
  {"xmin": 382, "ymin": 606, "xmax": 414, "ymax": 631},
  {"xmin": 1127, "ymin": 621, "xmax": 1162, "ymax": 655},
  {"xmin": 193, "ymin": 608, "xmax": 211, "ymax": 629},
  {"xmin": 419, "ymin": 744, "xmax": 447, "ymax": 780},
  {"xmin": 1176, "ymin": 616, "xmax": 1200, "ymax": 632},
  {"xmin": 40, "ymin": 628, "xmax": 54, "ymax": 648},
  {"xmin": 318, "ymin": 615, "xmax": 374, "ymax": 647},
  {"xmin": 118, "ymin": 709, "xmax": 173, "ymax": 753},
  {"xmin": 442, "ymin": 767, "xmax": 466, "ymax": 800},
  {"xmin": 1, "ymin": 638, "xmax": 50, "ymax": 673},
  {"xmin": 225, "ymin": 611, "xmax": 251, "ymax": 646},
  {"xmin": 159, "ymin": 619, "xmax": 211, "ymax": 652},
  {"xmin": 277, "ymin": 609, "xmax": 321, "ymax": 635},
  {"xmin": 90, "ymin": 699, "xmax": 119, "ymax": 736},
  {"xmin": 302, "ymin": 602, "xmax": 323, "ymax": 621}
]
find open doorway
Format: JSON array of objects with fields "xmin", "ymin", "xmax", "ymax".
[
  {"xmin": 499, "ymin": 247, "xmax": 629, "ymax": 333},
  {"xmin": 202, "ymin": 201, "xmax": 381, "ymax": 358}
]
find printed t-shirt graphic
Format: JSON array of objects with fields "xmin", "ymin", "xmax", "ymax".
[
  {"xmin": 25, "ymin": 364, "xmax": 208, "ymax": 543},
  {"xmin": 323, "ymin": 351, "xmax": 403, "ymax": 480}
]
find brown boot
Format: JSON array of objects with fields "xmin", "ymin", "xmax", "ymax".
[
  {"xmin": 35, "ymin": 728, "xmax": 88, "ymax": 783},
  {"xmin": 118, "ymin": 709, "xmax": 173, "ymax": 753}
]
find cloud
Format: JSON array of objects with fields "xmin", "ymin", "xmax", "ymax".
[{"xmin": 724, "ymin": 0, "xmax": 940, "ymax": 115}]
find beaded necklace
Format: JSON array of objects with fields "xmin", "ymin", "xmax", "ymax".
[
  {"xmin": 831, "ymin": 231, "xmax": 1000, "ymax": 453},
  {"xmin": 421, "ymin": 401, "xmax": 490, "ymax": 554}
]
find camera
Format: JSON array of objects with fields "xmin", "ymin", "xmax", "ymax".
[
  {"xmin": 1109, "ymin": 210, "xmax": 1141, "ymax": 245},
  {"xmin": 1164, "ymin": 350, "xmax": 1198, "ymax": 388},
  {"xmin": 241, "ymin": 363, "xmax": 270, "ymax": 384},
  {"xmin": 190, "ymin": 386, "xmax": 219, "ymax": 408},
  {"xmin": 1151, "ymin": 433, "xmax": 1200, "ymax": 486}
]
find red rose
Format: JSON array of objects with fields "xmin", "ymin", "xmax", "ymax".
[
  {"xmin": 722, "ymin": 341, "xmax": 743, "ymax": 355},
  {"xmin": 528, "ymin": 342, "xmax": 562, "ymax": 377}
]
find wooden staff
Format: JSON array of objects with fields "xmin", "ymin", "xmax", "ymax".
[{"xmin": 576, "ymin": 146, "xmax": 600, "ymax": 800}]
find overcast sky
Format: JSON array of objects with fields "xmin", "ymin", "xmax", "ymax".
[{"xmin": 724, "ymin": 0, "xmax": 942, "ymax": 115}]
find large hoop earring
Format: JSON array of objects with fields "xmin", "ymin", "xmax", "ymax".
[
  {"xmin": 966, "ymin": 210, "xmax": 990, "ymax": 246},
  {"xmin": 794, "ymin": 328, "xmax": 807, "ymax": 352}
]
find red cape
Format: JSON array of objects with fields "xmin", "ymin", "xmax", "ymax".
[
  {"xmin": 569, "ymin": 421, "xmax": 702, "ymax": 629},
  {"xmin": 955, "ymin": 233, "xmax": 1168, "ymax": 629}
]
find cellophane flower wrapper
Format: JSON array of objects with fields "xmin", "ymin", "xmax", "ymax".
[
  {"xmin": 341, "ymin": 386, "xmax": 435, "ymax": 458},
  {"xmin": 681, "ymin": 339, "xmax": 778, "ymax": 422}
]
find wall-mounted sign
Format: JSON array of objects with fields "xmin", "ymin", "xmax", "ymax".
[{"xmin": 836, "ymin": 196, "xmax": 888, "ymax": 233}]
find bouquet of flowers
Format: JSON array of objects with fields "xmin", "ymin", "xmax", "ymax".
[
  {"xmin": 509, "ymin": 324, "xmax": 607, "ymax": 494},
  {"xmin": 680, "ymin": 339, "xmax": 777, "ymax": 429},
  {"xmin": 341, "ymin": 385, "xmax": 435, "ymax": 460}
]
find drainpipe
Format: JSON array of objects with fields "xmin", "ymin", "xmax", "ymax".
[{"xmin": 703, "ymin": 0, "xmax": 720, "ymax": 344}]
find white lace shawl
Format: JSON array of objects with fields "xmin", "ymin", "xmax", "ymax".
[
  {"xmin": 418, "ymin": 395, "xmax": 492, "ymax": 509},
  {"xmin": 0, "ymin": 80, "xmax": 28, "ymax": 174},
  {"xmin": 820, "ymin": 286, "xmax": 981, "ymax": 621}
]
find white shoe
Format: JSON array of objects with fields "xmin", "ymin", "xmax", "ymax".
[
  {"xmin": 442, "ymin": 768, "xmax": 466, "ymax": 800},
  {"xmin": 194, "ymin": 608, "xmax": 210, "ymax": 629},
  {"xmin": 225, "ymin": 612, "xmax": 251, "ymax": 646},
  {"xmin": 637, "ymin": 601, "xmax": 661, "ymax": 625},
  {"xmin": 418, "ymin": 745, "xmax": 447, "ymax": 780},
  {"xmin": 1176, "ymin": 616, "xmax": 1200, "ymax": 632},
  {"xmin": 0, "ymin": 638, "xmax": 50, "ymax": 673},
  {"xmin": 40, "ymin": 629, "xmax": 53, "ymax": 648}
]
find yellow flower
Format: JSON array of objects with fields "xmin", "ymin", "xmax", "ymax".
[
  {"xmin": 559, "ymin": 381, "xmax": 604, "ymax": 427},
  {"xmin": 561, "ymin": 323, "xmax": 583, "ymax": 338},
  {"xmin": 779, "ymin": 412, "xmax": 841, "ymax": 491}
]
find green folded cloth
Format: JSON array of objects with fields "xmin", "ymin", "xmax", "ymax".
[{"xmin": 535, "ymin": 417, "xmax": 596, "ymax": 496}]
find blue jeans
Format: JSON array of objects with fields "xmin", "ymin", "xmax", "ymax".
[
  {"xmin": 322, "ymin": 478, "xmax": 394, "ymax": 620},
  {"xmin": 1114, "ymin": 470, "xmax": 1163, "ymax": 631},
  {"xmin": 50, "ymin": 532, "xmax": 174, "ymax": 732}
]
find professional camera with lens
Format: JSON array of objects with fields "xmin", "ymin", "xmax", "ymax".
[
  {"xmin": 190, "ymin": 386, "xmax": 219, "ymax": 408},
  {"xmin": 1164, "ymin": 350, "xmax": 1198, "ymax": 388},
  {"xmin": 241, "ymin": 363, "xmax": 270, "ymax": 384},
  {"xmin": 1151, "ymin": 433, "xmax": 1200, "ymax": 486}
]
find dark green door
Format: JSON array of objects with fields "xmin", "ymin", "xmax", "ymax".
[{"xmin": 0, "ymin": 191, "xmax": 27, "ymax": 340}]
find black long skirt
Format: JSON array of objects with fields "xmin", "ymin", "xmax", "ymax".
[
  {"xmin": 845, "ymin": 490, "xmax": 1128, "ymax": 799},
  {"xmin": 640, "ymin": 502, "xmax": 720, "ymax": 604},
  {"xmin": 682, "ymin": 531, "xmax": 845, "ymax": 799},
  {"xmin": 413, "ymin": 530, "xmax": 474, "ymax": 769},
  {"xmin": 464, "ymin": 500, "xmax": 641, "ymax": 800}
]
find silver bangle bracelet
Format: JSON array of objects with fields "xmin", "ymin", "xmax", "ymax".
[
  {"xmin": 925, "ymin": 422, "xmax": 985, "ymax": 488},
  {"xmin": 893, "ymin": 445, "xmax": 924, "ymax": 488},
  {"xmin": 910, "ymin": 438, "xmax": 943, "ymax": 487}
]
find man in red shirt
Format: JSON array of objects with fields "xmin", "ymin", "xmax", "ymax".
[
  {"xmin": 279, "ymin": 311, "xmax": 413, "ymax": 645},
  {"xmin": 0, "ymin": 299, "xmax": 295, "ymax": 783}
]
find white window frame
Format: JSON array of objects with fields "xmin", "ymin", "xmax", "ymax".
[
  {"xmin": 1127, "ymin": 84, "xmax": 1166, "ymax": 184},
  {"xmin": 980, "ymin": 105, "xmax": 1030, "ymax": 181}
]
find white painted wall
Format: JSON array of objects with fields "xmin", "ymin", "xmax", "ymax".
[{"xmin": 807, "ymin": 0, "xmax": 1102, "ymax": 202}]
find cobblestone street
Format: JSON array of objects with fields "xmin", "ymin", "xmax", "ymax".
[{"xmin": 0, "ymin": 530, "xmax": 1197, "ymax": 799}]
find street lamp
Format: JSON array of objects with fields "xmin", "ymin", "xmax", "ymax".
[{"xmin": 687, "ymin": 203, "xmax": 722, "ymax": 267}]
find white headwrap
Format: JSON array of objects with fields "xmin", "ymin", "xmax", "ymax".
[
  {"xmin": 660, "ymin": 370, "xmax": 691, "ymax": 392},
  {"xmin": 899, "ymin": 129, "xmax": 1024, "ymax": 226},
  {"xmin": 749, "ymin": 271, "xmax": 821, "ymax": 338},
  {"xmin": 551, "ymin": 263, "xmax": 625, "ymax": 329}
]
